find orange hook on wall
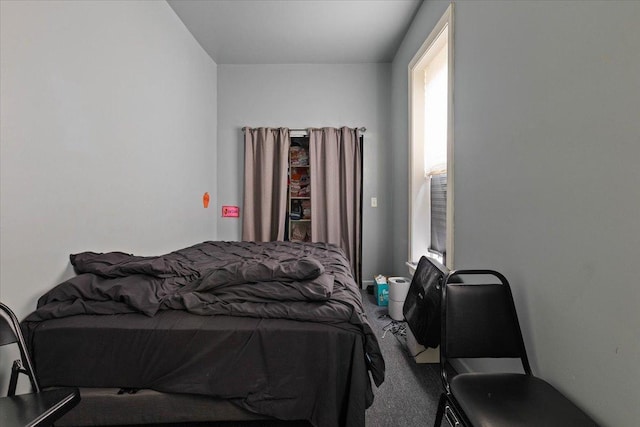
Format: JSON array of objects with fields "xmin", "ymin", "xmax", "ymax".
[{"xmin": 203, "ymin": 192, "xmax": 210, "ymax": 208}]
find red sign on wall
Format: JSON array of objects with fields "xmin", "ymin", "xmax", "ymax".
[{"xmin": 222, "ymin": 206, "xmax": 240, "ymax": 218}]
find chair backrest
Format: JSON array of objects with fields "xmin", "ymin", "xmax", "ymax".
[
  {"xmin": 0, "ymin": 307, "xmax": 19, "ymax": 347},
  {"xmin": 440, "ymin": 270, "xmax": 531, "ymax": 389},
  {"xmin": 0, "ymin": 302, "xmax": 41, "ymax": 394}
]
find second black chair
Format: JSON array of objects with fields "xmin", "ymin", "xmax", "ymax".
[{"xmin": 433, "ymin": 270, "xmax": 599, "ymax": 427}]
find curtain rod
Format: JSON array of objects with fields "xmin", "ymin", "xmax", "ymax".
[{"xmin": 242, "ymin": 127, "xmax": 366, "ymax": 133}]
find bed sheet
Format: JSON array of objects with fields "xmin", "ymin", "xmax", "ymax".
[{"xmin": 28, "ymin": 311, "xmax": 368, "ymax": 426}]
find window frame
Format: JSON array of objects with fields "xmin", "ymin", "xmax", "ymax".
[{"xmin": 408, "ymin": 4, "xmax": 454, "ymax": 269}]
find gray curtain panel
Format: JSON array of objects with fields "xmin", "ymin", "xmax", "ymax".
[
  {"xmin": 309, "ymin": 127, "xmax": 362, "ymax": 282},
  {"xmin": 242, "ymin": 127, "xmax": 290, "ymax": 242}
]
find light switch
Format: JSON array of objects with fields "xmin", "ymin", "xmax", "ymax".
[{"xmin": 371, "ymin": 197, "xmax": 378, "ymax": 208}]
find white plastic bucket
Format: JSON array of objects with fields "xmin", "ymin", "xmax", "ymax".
[{"xmin": 388, "ymin": 276, "xmax": 411, "ymax": 320}]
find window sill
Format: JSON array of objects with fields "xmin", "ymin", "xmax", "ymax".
[{"xmin": 406, "ymin": 261, "xmax": 418, "ymax": 277}]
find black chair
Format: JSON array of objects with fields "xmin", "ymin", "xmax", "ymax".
[
  {"xmin": 433, "ymin": 270, "xmax": 599, "ymax": 427},
  {"xmin": 0, "ymin": 301, "xmax": 80, "ymax": 427}
]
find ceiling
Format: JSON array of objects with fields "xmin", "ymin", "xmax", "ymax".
[{"xmin": 167, "ymin": 0, "xmax": 422, "ymax": 64}]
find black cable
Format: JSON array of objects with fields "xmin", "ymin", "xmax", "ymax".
[{"xmin": 379, "ymin": 318, "xmax": 431, "ymax": 358}]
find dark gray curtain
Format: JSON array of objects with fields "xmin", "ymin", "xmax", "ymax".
[
  {"xmin": 309, "ymin": 127, "xmax": 362, "ymax": 282},
  {"xmin": 242, "ymin": 127, "xmax": 290, "ymax": 242}
]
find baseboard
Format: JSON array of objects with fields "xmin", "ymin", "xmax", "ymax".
[
  {"xmin": 414, "ymin": 346, "xmax": 440, "ymax": 363},
  {"xmin": 361, "ymin": 279, "xmax": 373, "ymax": 290},
  {"xmin": 406, "ymin": 326, "xmax": 439, "ymax": 364}
]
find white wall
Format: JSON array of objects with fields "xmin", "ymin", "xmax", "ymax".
[
  {"xmin": 392, "ymin": 1, "xmax": 640, "ymax": 425},
  {"xmin": 217, "ymin": 64, "xmax": 392, "ymax": 283},
  {"xmin": 0, "ymin": 0, "xmax": 218, "ymax": 319}
]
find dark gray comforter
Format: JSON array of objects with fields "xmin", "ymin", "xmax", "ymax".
[{"xmin": 24, "ymin": 241, "xmax": 384, "ymax": 426}]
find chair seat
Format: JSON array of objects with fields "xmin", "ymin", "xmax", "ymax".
[
  {"xmin": 450, "ymin": 373, "xmax": 598, "ymax": 427},
  {"xmin": 0, "ymin": 387, "xmax": 80, "ymax": 427}
]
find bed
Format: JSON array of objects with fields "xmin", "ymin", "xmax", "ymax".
[{"xmin": 22, "ymin": 241, "xmax": 385, "ymax": 427}]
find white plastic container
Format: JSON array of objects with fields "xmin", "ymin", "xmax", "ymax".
[{"xmin": 388, "ymin": 276, "xmax": 411, "ymax": 321}]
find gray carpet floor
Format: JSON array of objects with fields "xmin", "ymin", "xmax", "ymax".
[{"xmin": 361, "ymin": 289, "xmax": 442, "ymax": 427}]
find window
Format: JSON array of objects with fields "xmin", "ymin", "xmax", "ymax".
[{"xmin": 408, "ymin": 5, "xmax": 454, "ymax": 268}]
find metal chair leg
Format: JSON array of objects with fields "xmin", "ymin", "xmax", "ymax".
[{"xmin": 433, "ymin": 392, "xmax": 447, "ymax": 426}]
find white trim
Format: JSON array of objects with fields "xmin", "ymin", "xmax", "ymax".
[
  {"xmin": 407, "ymin": 7, "xmax": 451, "ymax": 70},
  {"xmin": 408, "ymin": 3, "xmax": 455, "ymax": 269},
  {"xmin": 406, "ymin": 261, "xmax": 418, "ymax": 276},
  {"xmin": 289, "ymin": 130, "xmax": 308, "ymax": 137},
  {"xmin": 446, "ymin": 3, "xmax": 455, "ymax": 270}
]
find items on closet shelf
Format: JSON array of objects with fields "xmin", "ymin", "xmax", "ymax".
[{"xmin": 288, "ymin": 137, "xmax": 311, "ymax": 242}]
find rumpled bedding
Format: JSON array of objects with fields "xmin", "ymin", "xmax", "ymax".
[{"xmin": 25, "ymin": 241, "xmax": 384, "ymax": 387}]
